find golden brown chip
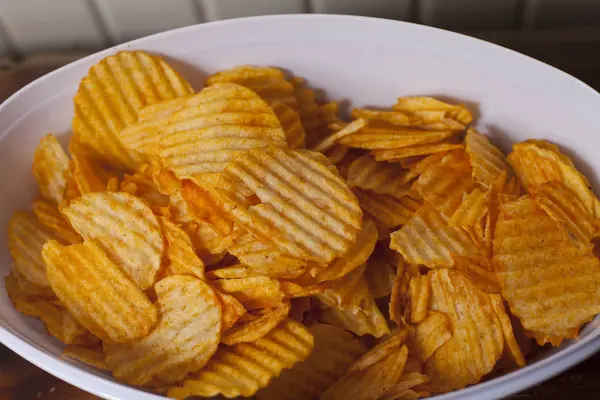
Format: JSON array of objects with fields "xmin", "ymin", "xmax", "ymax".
[
  {"xmin": 425, "ymin": 269, "xmax": 505, "ymax": 392},
  {"xmin": 256, "ymin": 324, "xmax": 366, "ymax": 400},
  {"xmin": 389, "ymin": 259, "xmax": 418, "ymax": 325},
  {"xmin": 292, "ymin": 77, "xmax": 326, "ymax": 147},
  {"xmin": 347, "ymin": 329, "xmax": 408, "ymax": 375},
  {"xmin": 33, "ymin": 134, "xmax": 70, "ymax": 205},
  {"xmin": 454, "ymin": 255, "xmax": 500, "ymax": 294},
  {"xmin": 312, "ymin": 119, "xmax": 367, "ymax": 153},
  {"xmin": 105, "ymin": 275, "xmax": 221, "ymax": 385},
  {"xmin": 168, "ymin": 319, "xmax": 313, "ymax": 399},
  {"xmin": 32, "ymin": 199, "xmax": 81, "ymax": 245},
  {"xmin": 409, "ymin": 274, "xmax": 430, "ymax": 324},
  {"xmin": 353, "ymin": 188, "xmax": 421, "ymax": 230},
  {"xmin": 12, "ymin": 268, "xmax": 54, "ymax": 297},
  {"xmin": 448, "ymin": 187, "xmax": 490, "ymax": 229},
  {"xmin": 379, "ymin": 372, "xmax": 430, "ymax": 400},
  {"xmin": 406, "ymin": 311, "xmax": 452, "ymax": 363},
  {"xmin": 215, "ymin": 147, "xmax": 362, "ymax": 265},
  {"xmin": 222, "ymin": 302, "xmax": 290, "ymax": 345},
  {"xmin": 63, "ymin": 344, "xmax": 108, "ymax": 370},
  {"xmin": 372, "ymin": 140, "xmax": 463, "ymax": 162},
  {"xmin": 179, "ymin": 180, "xmax": 235, "ymax": 237},
  {"xmin": 73, "ymin": 50, "xmax": 193, "ymax": 170},
  {"xmin": 62, "ymin": 191, "xmax": 163, "ymax": 289},
  {"xmin": 214, "ymin": 290, "xmax": 247, "ymax": 333},
  {"xmin": 393, "ymin": 97, "xmax": 472, "ymax": 125},
  {"xmin": 42, "ymin": 240, "xmax": 157, "ymax": 343},
  {"xmin": 317, "ymin": 265, "xmax": 366, "ymax": 310},
  {"xmin": 490, "ymin": 295, "xmax": 526, "ymax": 367},
  {"xmin": 321, "ymin": 346, "xmax": 408, "ymax": 400},
  {"xmin": 390, "ymin": 204, "xmax": 478, "ymax": 268},
  {"xmin": 69, "ymin": 139, "xmax": 113, "ymax": 194},
  {"xmin": 346, "ymin": 155, "xmax": 414, "ymax": 196},
  {"xmin": 160, "ymin": 83, "xmax": 286, "ymax": 183},
  {"xmin": 493, "ymin": 196, "xmax": 600, "ymax": 339},
  {"xmin": 120, "ymin": 169, "xmax": 170, "ymax": 207},
  {"xmin": 272, "ymin": 101, "xmax": 306, "ymax": 149},
  {"xmin": 158, "ymin": 217, "xmax": 204, "ymax": 279},
  {"xmin": 465, "ymin": 128, "xmax": 513, "ymax": 188},
  {"xmin": 211, "ymin": 276, "xmax": 285, "ymax": 310},
  {"xmin": 364, "ymin": 245, "xmax": 397, "ymax": 299}
]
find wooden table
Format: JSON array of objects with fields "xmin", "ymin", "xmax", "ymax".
[{"xmin": 2, "ymin": 50, "xmax": 600, "ymax": 399}]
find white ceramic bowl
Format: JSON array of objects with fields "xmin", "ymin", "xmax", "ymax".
[{"xmin": 1, "ymin": 14, "xmax": 600, "ymax": 400}]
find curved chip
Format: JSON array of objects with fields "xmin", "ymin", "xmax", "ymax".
[
  {"xmin": 448, "ymin": 187, "xmax": 490, "ymax": 228},
  {"xmin": 32, "ymin": 200, "xmax": 81, "ymax": 245},
  {"xmin": 222, "ymin": 301, "xmax": 290, "ymax": 345},
  {"xmin": 105, "ymin": 275, "xmax": 221, "ymax": 385},
  {"xmin": 372, "ymin": 140, "xmax": 463, "ymax": 162},
  {"xmin": 389, "ymin": 260, "xmax": 419, "ymax": 325},
  {"xmin": 272, "ymin": 101, "xmax": 306, "ymax": 149},
  {"xmin": 160, "ymin": 83, "xmax": 286, "ymax": 183},
  {"xmin": 63, "ymin": 344, "xmax": 108, "ymax": 370},
  {"xmin": 214, "ymin": 290, "xmax": 247, "ymax": 333},
  {"xmin": 465, "ymin": 128, "xmax": 512, "ymax": 188},
  {"xmin": 353, "ymin": 188, "xmax": 421, "ymax": 230},
  {"xmin": 12, "ymin": 267, "xmax": 54, "ymax": 297},
  {"xmin": 393, "ymin": 97, "xmax": 472, "ymax": 125},
  {"xmin": 346, "ymin": 155, "xmax": 413, "ymax": 196},
  {"xmin": 317, "ymin": 265, "xmax": 366, "ymax": 310},
  {"xmin": 409, "ymin": 274, "xmax": 430, "ymax": 324},
  {"xmin": 292, "ymin": 77, "xmax": 326, "ymax": 147},
  {"xmin": 42, "ymin": 240, "xmax": 157, "ymax": 343},
  {"xmin": 216, "ymin": 147, "xmax": 362, "ymax": 265},
  {"xmin": 69, "ymin": 139, "xmax": 113, "ymax": 194},
  {"xmin": 180, "ymin": 180, "xmax": 234, "ymax": 237},
  {"xmin": 33, "ymin": 134, "xmax": 70, "ymax": 205},
  {"xmin": 347, "ymin": 329, "xmax": 408, "ymax": 375},
  {"xmin": 168, "ymin": 319, "xmax": 313, "ymax": 399},
  {"xmin": 425, "ymin": 269, "xmax": 505, "ymax": 392},
  {"xmin": 493, "ymin": 196, "xmax": 600, "ymax": 339},
  {"xmin": 8, "ymin": 211, "xmax": 57, "ymax": 288},
  {"xmin": 212, "ymin": 276, "xmax": 285, "ymax": 310},
  {"xmin": 159, "ymin": 217, "xmax": 204, "ymax": 279},
  {"xmin": 256, "ymin": 324, "xmax": 366, "ymax": 400},
  {"xmin": 390, "ymin": 204, "xmax": 478, "ymax": 268},
  {"xmin": 364, "ymin": 245, "xmax": 397, "ymax": 299},
  {"xmin": 407, "ymin": 311, "xmax": 452, "ymax": 363},
  {"xmin": 73, "ymin": 50, "xmax": 193, "ymax": 170},
  {"xmin": 62, "ymin": 191, "xmax": 163, "ymax": 290}
]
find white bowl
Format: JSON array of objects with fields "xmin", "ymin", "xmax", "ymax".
[{"xmin": 1, "ymin": 14, "xmax": 600, "ymax": 400}]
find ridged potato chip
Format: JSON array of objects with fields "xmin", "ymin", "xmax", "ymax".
[
  {"xmin": 42, "ymin": 240, "xmax": 157, "ymax": 342},
  {"xmin": 292, "ymin": 77, "xmax": 327, "ymax": 147},
  {"xmin": 215, "ymin": 147, "xmax": 362, "ymax": 265},
  {"xmin": 272, "ymin": 101, "xmax": 306, "ymax": 149},
  {"xmin": 212, "ymin": 276, "xmax": 285, "ymax": 310},
  {"xmin": 222, "ymin": 302, "xmax": 290, "ymax": 345},
  {"xmin": 160, "ymin": 83, "xmax": 286, "ymax": 183},
  {"xmin": 346, "ymin": 155, "xmax": 414, "ymax": 196},
  {"xmin": 62, "ymin": 191, "xmax": 163, "ymax": 289},
  {"xmin": 490, "ymin": 295, "xmax": 526, "ymax": 367},
  {"xmin": 493, "ymin": 196, "xmax": 600, "ymax": 339},
  {"xmin": 105, "ymin": 275, "xmax": 221, "ymax": 385},
  {"xmin": 63, "ymin": 161, "xmax": 82, "ymax": 205},
  {"xmin": 121, "ymin": 169, "xmax": 170, "ymax": 207},
  {"xmin": 312, "ymin": 119, "xmax": 367, "ymax": 153},
  {"xmin": 347, "ymin": 329, "xmax": 408, "ymax": 375},
  {"xmin": 256, "ymin": 324, "xmax": 366, "ymax": 400},
  {"xmin": 393, "ymin": 97, "xmax": 473, "ymax": 125},
  {"xmin": 158, "ymin": 217, "xmax": 204, "ymax": 279},
  {"xmin": 448, "ymin": 187, "xmax": 490, "ymax": 228},
  {"xmin": 8, "ymin": 211, "xmax": 58, "ymax": 288},
  {"xmin": 12, "ymin": 267, "xmax": 54, "ymax": 297},
  {"xmin": 351, "ymin": 108, "xmax": 464, "ymax": 131},
  {"xmin": 32, "ymin": 200, "xmax": 81, "ymax": 245},
  {"xmin": 372, "ymin": 139, "xmax": 463, "ymax": 162},
  {"xmin": 69, "ymin": 139, "xmax": 113, "ymax": 194},
  {"xmin": 317, "ymin": 265, "xmax": 367, "ymax": 310},
  {"xmin": 379, "ymin": 372, "xmax": 430, "ymax": 400},
  {"xmin": 425, "ymin": 269, "xmax": 505, "ymax": 392},
  {"xmin": 390, "ymin": 204, "xmax": 478, "ymax": 268},
  {"xmin": 321, "ymin": 345, "xmax": 408, "ymax": 400},
  {"xmin": 63, "ymin": 344, "xmax": 108, "ymax": 370},
  {"xmin": 409, "ymin": 274, "xmax": 430, "ymax": 324},
  {"xmin": 214, "ymin": 290, "xmax": 247, "ymax": 333},
  {"xmin": 364, "ymin": 245, "xmax": 397, "ymax": 299},
  {"xmin": 33, "ymin": 134, "xmax": 70, "ymax": 205},
  {"xmin": 353, "ymin": 189, "xmax": 421, "ymax": 230},
  {"xmin": 465, "ymin": 128, "xmax": 513, "ymax": 188},
  {"xmin": 73, "ymin": 51, "xmax": 192, "ymax": 170},
  {"xmin": 389, "ymin": 260, "xmax": 418, "ymax": 325},
  {"xmin": 180, "ymin": 180, "xmax": 234, "ymax": 237},
  {"xmin": 454, "ymin": 255, "xmax": 500, "ymax": 294},
  {"xmin": 407, "ymin": 311, "xmax": 452, "ymax": 363},
  {"xmin": 169, "ymin": 319, "xmax": 313, "ymax": 399}
]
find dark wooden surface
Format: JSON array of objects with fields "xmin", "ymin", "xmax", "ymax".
[{"xmin": 2, "ymin": 45, "xmax": 600, "ymax": 399}]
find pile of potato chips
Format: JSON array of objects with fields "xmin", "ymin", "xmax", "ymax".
[{"xmin": 7, "ymin": 50, "xmax": 600, "ymax": 399}]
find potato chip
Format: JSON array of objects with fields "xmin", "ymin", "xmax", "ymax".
[
  {"xmin": 160, "ymin": 83, "xmax": 286, "ymax": 183},
  {"xmin": 159, "ymin": 217, "xmax": 204, "ymax": 279},
  {"xmin": 280, "ymin": 281, "xmax": 323, "ymax": 299},
  {"xmin": 62, "ymin": 161, "xmax": 82, "ymax": 205},
  {"xmin": 379, "ymin": 372, "xmax": 430, "ymax": 400},
  {"xmin": 413, "ymin": 150, "xmax": 476, "ymax": 218},
  {"xmin": 465, "ymin": 128, "xmax": 513, "ymax": 188},
  {"xmin": 105, "ymin": 275, "xmax": 221, "ymax": 385},
  {"xmin": 317, "ymin": 265, "xmax": 367, "ymax": 310},
  {"xmin": 272, "ymin": 101, "xmax": 306, "ymax": 149},
  {"xmin": 425, "ymin": 269, "xmax": 505, "ymax": 392},
  {"xmin": 32, "ymin": 134, "xmax": 70, "ymax": 205},
  {"xmin": 312, "ymin": 119, "xmax": 367, "ymax": 153},
  {"xmin": 409, "ymin": 274, "xmax": 430, "ymax": 324},
  {"xmin": 390, "ymin": 204, "xmax": 478, "ymax": 268},
  {"xmin": 321, "ymin": 345, "xmax": 408, "ymax": 400},
  {"xmin": 32, "ymin": 200, "xmax": 81, "ymax": 245},
  {"xmin": 179, "ymin": 180, "xmax": 235, "ymax": 238},
  {"xmin": 353, "ymin": 189, "xmax": 421, "ymax": 230},
  {"xmin": 489, "ymin": 295, "xmax": 526, "ymax": 367},
  {"xmin": 222, "ymin": 302, "xmax": 290, "ymax": 345},
  {"xmin": 406, "ymin": 311, "xmax": 451, "ymax": 363},
  {"xmin": 372, "ymin": 140, "xmax": 463, "ymax": 162},
  {"xmin": 324, "ymin": 144, "xmax": 349, "ymax": 164},
  {"xmin": 184, "ymin": 222, "xmax": 230, "ymax": 265},
  {"xmin": 121, "ymin": 170, "xmax": 170, "ymax": 207},
  {"xmin": 214, "ymin": 290, "xmax": 247, "ymax": 333},
  {"xmin": 69, "ymin": 139, "xmax": 113, "ymax": 194},
  {"xmin": 73, "ymin": 51, "xmax": 193, "ymax": 170},
  {"xmin": 393, "ymin": 97, "xmax": 472, "ymax": 125},
  {"xmin": 12, "ymin": 268, "xmax": 54, "ymax": 297},
  {"xmin": 389, "ymin": 260, "xmax": 418, "ymax": 325},
  {"xmin": 493, "ymin": 196, "xmax": 600, "ymax": 339},
  {"xmin": 532, "ymin": 181, "xmax": 598, "ymax": 248},
  {"xmin": 42, "ymin": 240, "xmax": 157, "ymax": 342},
  {"xmin": 63, "ymin": 344, "xmax": 108, "ymax": 370},
  {"xmin": 169, "ymin": 319, "xmax": 313, "ymax": 399},
  {"xmin": 347, "ymin": 329, "xmax": 408, "ymax": 375},
  {"xmin": 448, "ymin": 187, "xmax": 490, "ymax": 228},
  {"xmin": 346, "ymin": 155, "xmax": 414, "ymax": 197},
  {"xmin": 256, "ymin": 324, "xmax": 366, "ymax": 400},
  {"xmin": 364, "ymin": 245, "xmax": 397, "ymax": 299},
  {"xmin": 215, "ymin": 147, "xmax": 362, "ymax": 265},
  {"xmin": 454, "ymin": 255, "xmax": 500, "ymax": 294},
  {"xmin": 212, "ymin": 276, "xmax": 285, "ymax": 309},
  {"xmin": 62, "ymin": 191, "xmax": 163, "ymax": 289},
  {"xmin": 292, "ymin": 77, "xmax": 326, "ymax": 146},
  {"xmin": 508, "ymin": 142, "xmax": 600, "ymax": 217},
  {"xmin": 311, "ymin": 218, "xmax": 377, "ymax": 283},
  {"xmin": 8, "ymin": 211, "xmax": 58, "ymax": 288}
]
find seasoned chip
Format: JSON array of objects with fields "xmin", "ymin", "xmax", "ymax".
[
  {"xmin": 364, "ymin": 245, "xmax": 397, "ymax": 299},
  {"xmin": 32, "ymin": 200, "xmax": 81, "ymax": 245},
  {"xmin": 8, "ymin": 211, "xmax": 57, "ymax": 288},
  {"xmin": 490, "ymin": 295, "xmax": 526, "ymax": 367},
  {"xmin": 465, "ymin": 128, "xmax": 512, "ymax": 188},
  {"xmin": 212, "ymin": 276, "xmax": 285, "ymax": 309},
  {"xmin": 347, "ymin": 329, "xmax": 408, "ymax": 374},
  {"xmin": 159, "ymin": 217, "xmax": 204, "ymax": 279},
  {"xmin": 105, "ymin": 275, "xmax": 221, "ymax": 385},
  {"xmin": 379, "ymin": 372, "xmax": 430, "ymax": 400},
  {"xmin": 312, "ymin": 119, "xmax": 367, "ymax": 153},
  {"xmin": 160, "ymin": 83, "xmax": 286, "ymax": 183},
  {"xmin": 62, "ymin": 161, "xmax": 82, "ymax": 205},
  {"xmin": 62, "ymin": 191, "xmax": 163, "ymax": 289},
  {"xmin": 346, "ymin": 155, "xmax": 414, "ymax": 196},
  {"xmin": 222, "ymin": 302, "xmax": 290, "ymax": 345},
  {"xmin": 372, "ymin": 140, "xmax": 463, "ymax": 162},
  {"xmin": 12, "ymin": 268, "xmax": 54, "ymax": 297},
  {"xmin": 413, "ymin": 150, "xmax": 476, "ymax": 218},
  {"xmin": 73, "ymin": 50, "xmax": 193, "ymax": 170},
  {"xmin": 214, "ymin": 290, "xmax": 247, "ymax": 332},
  {"xmin": 389, "ymin": 260, "xmax": 418, "ymax": 325},
  {"xmin": 532, "ymin": 182, "xmax": 598, "ymax": 248},
  {"xmin": 292, "ymin": 77, "xmax": 327, "ymax": 146},
  {"xmin": 63, "ymin": 344, "xmax": 108, "ymax": 370},
  {"xmin": 393, "ymin": 97, "xmax": 472, "ymax": 125},
  {"xmin": 317, "ymin": 265, "xmax": 367, "ymax": 310},
  {"xmin": 33, "ymin": 134, "xmax": 70, "ymax": 205},
  {"xmin": 425, "ymin": 269, "xmax": 504, "ymax": 392},
  {"xmin": 169, "ymin": 319, "xmax": 313, "ymax": 399},
  {"xmin": 42, "ymin": 240, "xmax": 157, "ymax": 342},
  {"xmin": 390, "ymin": 204, "xmax": 478, "ymax": 268},
  {"xmin": 215, "ymin": 147, "xmax": 362, "ymax": 265},
  {"xmin": 407, "ymin": 311, "xmax": 452, "ymax": 363},
  {"xmin": 321, "ymin": 346, "xmax": 408, "ymax": 400},
  {"xmin": 454, "ymin": 255, "xmax": 500, "ymax": 294},
  {"xmin": 448, "ymin": 187, "xmax": 490, "ymax": 229},
  {"xmin": 256, "ymin": 324, "xmax": 366, "ymax": 400},
  {"xmin": 409, "ymin": 274, "xmax": 430, "ymax": 324},
  {"xmin": 272, "ymin": 101, "xmax": 306, "ymax": 149},
  {"xmin": 121, "ymin": 170, "xmax": 170, "ymax": 207},
  {"xmin": 180, "ymin": 180, "xmax": 235, "ymax": 237},
  {"xmin": 353, "ymin": 188, "xmax": 421, "ymax": 230},
  {"xmin": 493, "ymin": 196, "xmax": 600, "ymax": 339},
  {"xmin": 69, "ymin": 139, "xmax": 113, "ymax": 194}
]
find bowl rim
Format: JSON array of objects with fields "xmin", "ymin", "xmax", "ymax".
[{"xmin": 1, "ymin": 13, "xmax": 600, "ymax": 400}]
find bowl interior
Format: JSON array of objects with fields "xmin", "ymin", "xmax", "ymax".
[{"xmin": 1, "ymin": 14, "xmax": 600, "ymax": 400}]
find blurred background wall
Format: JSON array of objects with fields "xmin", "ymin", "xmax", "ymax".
[{"xmin": 0, "ymin": 0, "xmax": 599, "ymax": 88}]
